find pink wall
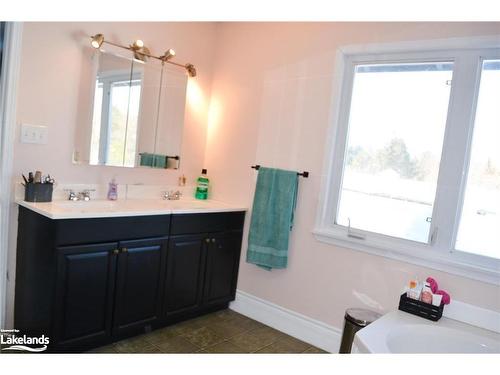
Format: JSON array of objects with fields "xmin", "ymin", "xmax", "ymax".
[{"xmin": 204, "ymin": 22, "xmax": 500, "ymax": 329}]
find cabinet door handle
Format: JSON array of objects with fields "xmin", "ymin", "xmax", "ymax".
[
  {"xmin": 122, "ymin": 248, "xmax": 128, "ymax": 253},
  {"xmin": 112, "ymin": 249, "xmax": 119, "ymax": 255},
  {"xmin": 211, "ymin": 238, "xmax": 216, "ymax": 243}
]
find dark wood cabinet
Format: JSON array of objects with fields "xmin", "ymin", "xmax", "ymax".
[
  {"xmin": 14, "ymin": 206, "xmax": 245, "ymax": 352},
  {"xmin": 112, "ymin": 238, "xmax": 168, "ymax": 339},
  {"xmin": 163, "ymin": 230, "xmax": 243, "ymax": 318},
  {"xmin": 203, "ymin": 232, "xmax": 242, "ymax": 307},
  {"xmin": 164, "ymin": 234, "xmax": 206, "ymax": 317},
  {"xmin": 53, "ymin": 242, "xmax": 118, "ymax": 350}
]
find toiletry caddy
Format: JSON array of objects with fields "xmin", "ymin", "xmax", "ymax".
[
  {"xmin": 398, "ymin": 293, "xmax": 444, "ymax": 321},
  {"xmin": 399, "ymin": 276, "xmax": 449, "ymax": 321}
]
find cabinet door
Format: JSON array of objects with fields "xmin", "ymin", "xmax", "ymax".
[
  {"xmin": 54, "ymin": 242, "xmax": 118, "ymax": 351},
  {"xmin": 163, "ymin": 234, "xmax": 206, "ymax": 318},
  {"xmin": 203, "ymin": 231, "xmax": 243, "ymax": 307},
  {"xmin": 112, "ymin": 238, "xmax": 167, "ymax": 339}
]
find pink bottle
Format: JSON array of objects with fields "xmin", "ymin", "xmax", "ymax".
[
  {"xmin": 421, "ymin": 284, "xmax": 433, "ymax": 304},
  {"xmin": 107, "ymin": 178, "xmax": 118, "ymax": 201}
]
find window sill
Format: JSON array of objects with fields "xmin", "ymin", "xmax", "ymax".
[{"xmin": 312, "ymin": 227, "xmax": 500, "ymax": 286}]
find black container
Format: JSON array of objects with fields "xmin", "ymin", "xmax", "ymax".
[
  {"xmin": 398, "ymin": 293, "xmax": 444, "ymax": 321},
  {"xmin": 24, "ymin": 183, "xmax": 53, "ymax": 202}
]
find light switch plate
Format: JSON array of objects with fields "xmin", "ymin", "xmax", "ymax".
[{"xmin": 20, "ymin": 124, "xmax": 48, "ymax": 144}]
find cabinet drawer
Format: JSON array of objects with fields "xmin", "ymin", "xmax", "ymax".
[
  {"xmin": 54, "ymin": 215, "xmax": 171, "ymax": 245},
  {"xmin": 170, "ymin": 212, "xmax": 245, "ymax": 235}
]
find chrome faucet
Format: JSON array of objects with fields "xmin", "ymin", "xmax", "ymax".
[
  {"xmin": 78, "ymin": 190, "xmax": 92, "ymax": 201},
  {"xmin": 67, "ymin": 190, "xmax": 78, "ymax": 201},
  {"xmin": 66, "ymin": 189, "xmax": 94, "ymax": 201},
  {"xmin": 162, "ymin": 190, "xmax": 182, "ymax": 200}
]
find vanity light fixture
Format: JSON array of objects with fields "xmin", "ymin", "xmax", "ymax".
[
  {"xmin": 130, "ymin": 39, "xmax": 151, "ymax": 62},
  {"xmin": 89, "ymin": 33, "xmax": 196, "ymax": 77},
  {"xmin": 90, "ymin": 34, "xmax": 104, "ymax": 49},
  {"xmin": 185, "ymin": 64, "xmax": 197, "ymax": 78},
  {"xmin": 132, "ymin": 39, "xmax": 144, "ymax": 48},
  {"xmin": 159, "ymin": 49, "xmax": 176, "ymax": 62}
]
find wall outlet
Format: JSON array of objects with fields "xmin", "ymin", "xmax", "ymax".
[{"xmin": 20, "ymin": 124, "xmax": 48, "ymax": 144}]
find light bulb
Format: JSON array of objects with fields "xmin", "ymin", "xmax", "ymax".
[
  {"xmin": 160, "ymin": 48, "xmax": 176, "ymax": 61},
  {"xmin": 90, "ymin": 34, "xmax": 104, "ymax": 49}
]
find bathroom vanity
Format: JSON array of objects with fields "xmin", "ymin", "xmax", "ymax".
[{"xmin": 14, "ymin": 200, "xmax": 246, "ymax": 352}]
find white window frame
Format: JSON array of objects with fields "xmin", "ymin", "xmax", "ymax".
[
  {"xmin": 314, "ymin": 36, "xmax": 500, "ymax": 285},
  {"xmin": 0, "ymin": 22, "xmax": 23, "ymax": 329}
]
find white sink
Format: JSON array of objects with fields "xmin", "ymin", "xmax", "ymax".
[
  {"xmin": 51, "ymin": 200, "xmax": 119, "ymax": 211},
  {"xmin": 354, "ymin": 310, "xmax": 500, "ymax": 353},
  {"xmin": 386, "ymin": 324, "xmax": 499, "ymax": 353}
]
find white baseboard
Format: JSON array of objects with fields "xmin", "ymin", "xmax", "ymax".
[{"xmin": 229, "ymin": 290, "xmax": 342, "ymax": 353}]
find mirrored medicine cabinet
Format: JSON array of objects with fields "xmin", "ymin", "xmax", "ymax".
[{"xmin": 73, "ymin": 48, "xmax": 188, "ymax": 169}]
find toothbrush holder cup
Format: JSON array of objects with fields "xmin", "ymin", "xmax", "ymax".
[{"xmin": 24, "ymin": 183, "xmax": 53, "ymax": 203}]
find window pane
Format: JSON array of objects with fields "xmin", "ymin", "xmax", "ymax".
[
  {"xmin": 337, "ymin": 62, "xmax": 453, "ymax": 242},
  {"xmin": 123, "ymin": 80, "xmax": 141, "ymax": 167},
  {"xmin": 456, "ymin": 60, "xmax": 500, "ymax": 258},
  {"xmin": 106, "ymin": 81, "xmax": 130, "ymax": 166}
]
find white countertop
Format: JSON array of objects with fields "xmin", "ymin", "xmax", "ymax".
[{"xmin": 17, "ymin": 199, "xmax": 247, "ymax": 220}]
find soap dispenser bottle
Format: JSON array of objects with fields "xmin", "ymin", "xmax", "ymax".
[
  {"xmin": 107, "ymin": 178, "xmax": 118, "ymax": 201},
  {"xmin": 195, "ymin": 169, "xmax": 209, "ymax": 200}
]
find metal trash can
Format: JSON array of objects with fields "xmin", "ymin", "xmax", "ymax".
[{"xmin": 339, "ymin": 308, "xmax": 381, "ymax": 353}]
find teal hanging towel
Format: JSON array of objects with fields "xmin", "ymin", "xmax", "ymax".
[
  {"xmin": 139, "ymin": 153, "xmax": 167, "ymax": 169},
  {"xmin": 246, "ymin": 167, "xmax": 298, "ymax": 270}
]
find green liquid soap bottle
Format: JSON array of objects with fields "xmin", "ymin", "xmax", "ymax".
[{"xmin": 195, "ymin": 169, "xmax": 209, "ymax": 200}]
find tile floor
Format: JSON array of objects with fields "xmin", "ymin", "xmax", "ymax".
[{"xmin": 89, "ymin": 309, "xmax": 328, "ymax": 354}]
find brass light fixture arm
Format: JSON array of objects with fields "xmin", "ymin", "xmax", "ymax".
[{"xmin": 91, "ymin": 35, "xmax": 196, "ymax": 77}]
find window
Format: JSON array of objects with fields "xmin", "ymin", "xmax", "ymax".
[
  {"xmin": 315, "ymin": 38, "xmax": 500, "ymax": 284},
  {"xmin": 90, "ymin": 73, "xmax": 142, "ymax": 168},
  {"xmin": 105, "ymin": 79, "xmax": 141, "ymax": 167},
  {"xmin": 455, "ymin": 60, "xmax": 500, "ymax": 258},
  {"xmin": 337, "ymin": 62, "xmax": 452, "ymax": 243}
]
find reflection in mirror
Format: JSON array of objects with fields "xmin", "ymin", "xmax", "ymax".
[
  {"xmin": 74, "ymin": 49, "xmax": 187, "ymax": 169},
  {"xmin": 90, "ymin": 56, "xmax": 143, "ymax": 167}
]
